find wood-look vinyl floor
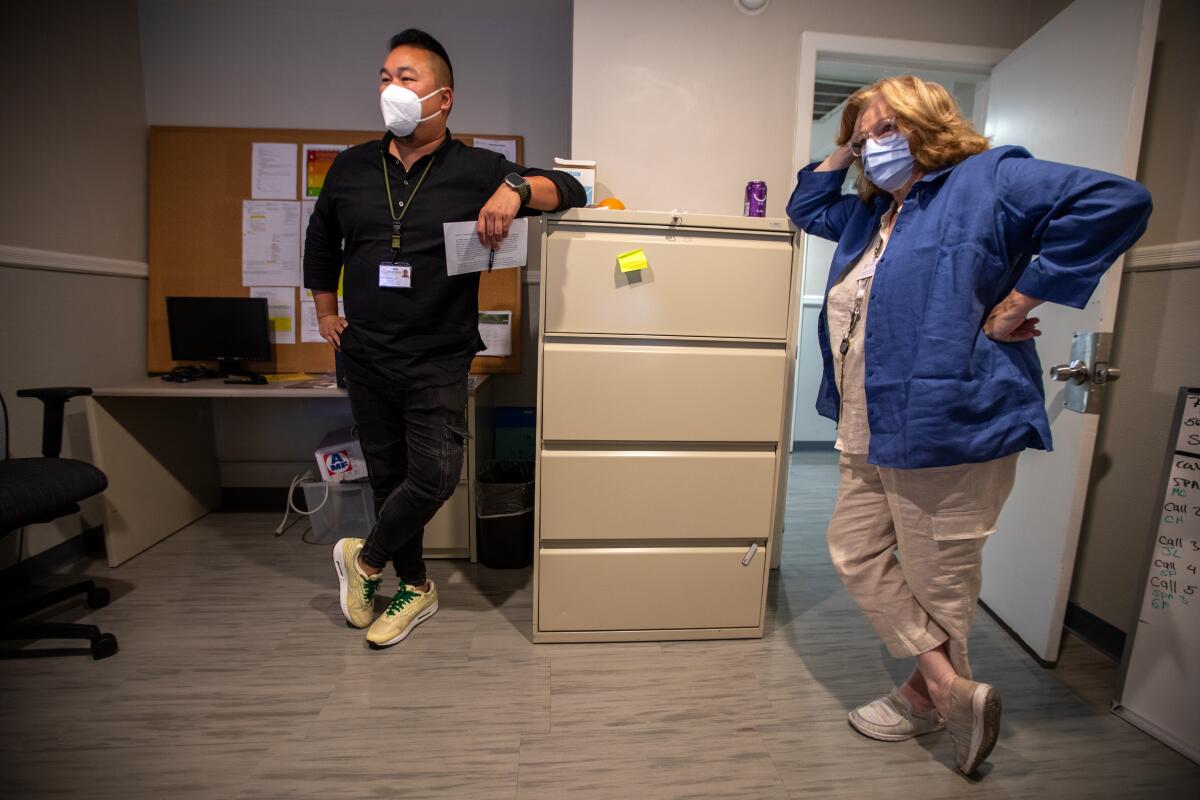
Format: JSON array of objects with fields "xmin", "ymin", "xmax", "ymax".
[{"xmin": 2, "ymin": 452, "xmax": 1197, "ymax": 798}]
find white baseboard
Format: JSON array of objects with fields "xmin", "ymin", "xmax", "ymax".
[
  {"xmin": 1124, "ymin": 239, "xmax": 1200, "ymax": 272},
  {"xmin": 0, "ymin": 243, "xmax": 148, "ymax": 279}
]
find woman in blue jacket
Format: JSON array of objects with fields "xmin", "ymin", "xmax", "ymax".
[{"xmin": 787, "ymin": 75, "xmax": 1151, "ymax": 775}]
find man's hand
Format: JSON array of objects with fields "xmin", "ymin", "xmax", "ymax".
[
  {"xmin": 984, "ymin": 289, "xmax": 1044, "ymax": 342},
  {"xmin": 318, "ymin": 313, "xmax": 349, "ymax": 350},
  {"xmin": 476, "ymin": 183, "xmax": 521, "ymax": 249}
]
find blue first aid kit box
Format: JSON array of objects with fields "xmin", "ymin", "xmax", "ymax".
[{"xmin": 314, "ymin": 427, "xmax": 369, "ymax": 482}]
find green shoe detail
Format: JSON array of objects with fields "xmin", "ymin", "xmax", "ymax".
[
  {"xmin": 361, "ymin": 574, "xmax": 382, "ymax": 604},
  {"xmin": 385, "ymin": 585, "xmax": 420, "ymax": 616}
]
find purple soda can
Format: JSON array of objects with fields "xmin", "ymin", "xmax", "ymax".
[{"xmin": 744, "ymin": 180, "xmax": 767, "ymax": 217}]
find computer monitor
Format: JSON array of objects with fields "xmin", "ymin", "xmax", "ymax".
[{"xmin": 166, "ymin": 296, "xmax": 272, "ymax": 376}]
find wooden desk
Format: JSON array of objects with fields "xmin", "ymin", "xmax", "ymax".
[{"xmin": 86, "ymin": 376, "xmax": 493, "ymax": 566}]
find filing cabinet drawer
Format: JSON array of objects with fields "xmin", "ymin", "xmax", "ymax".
[
  {"xmin": 540, "ymin": 342, "xmax": 787, "ymax": 442},
  {"xmin": 545, "ymin": 229, "xmax": 793, "ymax": 339},
  {"xmin": 423, "ymin": 485, "xmax": 469, "ymax": 553},
  {"xmin": 539, "ymin": 450, "xmax": 775, "ymax": 540},
  {"xmin": 538, "ymin": 546, "xmax": 766, "ymax": 631}
]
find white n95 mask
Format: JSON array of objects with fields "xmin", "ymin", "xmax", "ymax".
[{"xmin": 379, "ymin": 84, "xmax": 447, "ymax": 137}]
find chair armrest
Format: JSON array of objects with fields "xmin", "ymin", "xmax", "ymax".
[
  {"xmin": 16, "ymin": 387, "xmax": 93, "ymax": 402},
  {"xmin": 16, "ymin": 386, "xmax": 94, "ymax": 458}
]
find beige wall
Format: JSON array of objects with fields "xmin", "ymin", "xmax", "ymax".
[
  {"xmin": 0, "ymin": 268, "xmax": 148, "ymax": 570},
  {"xmin": 0, "ymin": 2, "xmax": 148, "ymax": 568},
  {"xmin": 0, "ymin": 2, "xmax": 147, "ymax": 260},
  {"xmin": 1131, "ymin": 0, "xmax": 1200, "ymax": 246},
  {"xmin": 1072, "ymin": 265, "xmax": 1200, "ymax": 631},
  {"xmin": 1069, "ymin": 0, "xmax": 1200, "ymax": 632},
  {"xmin": 571, "ymin": 0, "xmax": 1063, "ymax": 217}
]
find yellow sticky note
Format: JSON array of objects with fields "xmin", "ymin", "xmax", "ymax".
[
  {"xmin": 617, "ymin": 248, "xmax": 648, "ymax": 273},
  {"xmin": 337, "ymin": 269, "xmax": 344, "ymax": 298},
  {"xmin": 271, "ymin": 317, "xmax": 292, "ymax": 332}
]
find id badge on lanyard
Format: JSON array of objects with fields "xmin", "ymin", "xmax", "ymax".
[
  {"xmin": 379, "ymin": 262, "xmax": 412, "ymax": 288},
  {"xmin": 379, "ymin": 150, "xmax": 435, "ymax": 290}
]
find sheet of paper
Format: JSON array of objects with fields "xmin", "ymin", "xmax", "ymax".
[
  {"xmin": 243, "ymin": 200, "xmax": 301, "ymax": 286},
  {"xmin": 301, "ymin": 299, "xmax": 345, "ymax": 343},
  {"xmin": 302, "ymin": 144, "xmax": 347, "ymax": 198},
  {"xmin": 478, "ymin": 311, "xmax": 513, "ymax": 357},
  {"xmin": 249, "ymin": 287, "xmax": 296, "ymax": 344},
  {"xmin": 300, "ymin": 198, "xmax": 319, "ymax": 265},
  {"xmin": 473, "ymin": 137, "xmax": 517, "ymax": 163},
  {"xmin": 617, "ymin": 248, "xmax": 649, "ymax": 273},
  {"xmin": 251, "ymin": 142, "xmax": 298, "ymax": 200},
  {"xmin": 443, "ymin": 217, "xmax": 528, "ymax": 276}
]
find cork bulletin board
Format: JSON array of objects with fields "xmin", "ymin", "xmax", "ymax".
[{"xmin": 146, "ymin": 126, "xmax": 525, "ymax": 375}]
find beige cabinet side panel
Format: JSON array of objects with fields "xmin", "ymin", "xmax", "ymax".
[
  {"xmin": 87, "ymin": 397, "xmax": 221, "ymax": 567},
  {"xmin": 424, "ymin": 484, "xmax": 469, "ymax": 555},
  {"xmin": 539, "ymin": 450, "xmax": 776, "ymax": 540},
  {"xmin": 538, "ymin": 546, "xmax": 766, "ymax": 631},
  {"xmin": 541, "ymin": 343, "xmax": 787, "ymax": 442},
  {"xmin": 545, "ymin": 229, "xmax": 793, "ymax": 339}
]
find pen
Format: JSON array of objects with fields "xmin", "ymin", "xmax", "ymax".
[{"xmin": 487, "ymin": 247, "xmax": 495, "ymax": 273}]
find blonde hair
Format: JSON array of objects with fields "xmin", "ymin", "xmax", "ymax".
[{"xmin": 837, "ymin": 75, "xmax": 989, "ymax": 202}]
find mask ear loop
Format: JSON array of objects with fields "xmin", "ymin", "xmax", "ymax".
[{"xmin": 416, "ymin": 87, "xmax": 449, "ymax": 123}]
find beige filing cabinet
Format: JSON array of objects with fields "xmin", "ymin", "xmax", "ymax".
[{"xmin": 533, "ymin": 208, "xmax": 801, "ymax": 643}]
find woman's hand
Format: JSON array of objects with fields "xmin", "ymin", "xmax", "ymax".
[
  {"xmin": 984, "ymin": 289, "xmax": 1044, "ymax": 342},
  {"xmin": 815, "ymin": 143, "xmax": 856, "ymax": 173},
  {"xmin": 319, "ymin": 313, "xmax": 348, "ymax": 350}
]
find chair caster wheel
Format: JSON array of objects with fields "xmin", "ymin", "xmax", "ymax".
[
  {"xmin": 91, "ymin": 633, "xmax": 119, "ymax": 660},
  {"xmin": 87, "ymin": 587, "xmax": 111, "ymax": 609}
]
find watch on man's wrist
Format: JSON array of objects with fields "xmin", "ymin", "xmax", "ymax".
[{"xmin": 504, "ymin": 172, "xmax": 531, "ymax": 206}]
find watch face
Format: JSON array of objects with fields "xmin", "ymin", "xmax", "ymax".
[{"xmin": 505, "ymin": 173, "xmax": 526, "ymax": 188}]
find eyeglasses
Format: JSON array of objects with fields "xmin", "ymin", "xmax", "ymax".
[{"xmin": 849, "ymin": 117, "xmax": 899, "ymax": 157}]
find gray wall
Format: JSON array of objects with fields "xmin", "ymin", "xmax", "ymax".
[
  {"xmin": 0, "ymin": 1, "xmax": 148, "ymax": 568},
  {"xmin": 138, "ymin": 0, "xmax": 572, "ymax": 173},
  {"xmin": 1069, "ymin": 0, "xmax": 1200, "ymax": 632}
]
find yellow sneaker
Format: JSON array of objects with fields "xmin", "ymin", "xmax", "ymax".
[
  {"xmin": 366, "ymin": 580, "xmax": 439, "ymax": 648},
  {"xmin": 333, "ymin": 538, "xmax": 382, "ymax": 628}
]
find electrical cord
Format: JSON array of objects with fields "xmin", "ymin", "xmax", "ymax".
[{"xmin": 274, "ymin": 470, "xmax": 338, "ymax": 536}]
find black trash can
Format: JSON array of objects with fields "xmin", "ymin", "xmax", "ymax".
[{"xmin": 475, "ymin": 460, "xmax": 535, "ymax": 569}]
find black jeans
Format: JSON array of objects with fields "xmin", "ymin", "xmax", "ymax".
[{"xmin": 347, "ymin": 378, "xmax": 469, "ymax": 585}]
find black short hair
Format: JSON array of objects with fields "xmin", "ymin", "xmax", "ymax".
[{"xmin": 388, "ymin": 29, "xmax": 454, "ymax": 89}]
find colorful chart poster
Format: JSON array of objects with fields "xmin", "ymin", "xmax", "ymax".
[{"xmin": 302, "ymin": 144, "xmax": 348, "ymax": 198}]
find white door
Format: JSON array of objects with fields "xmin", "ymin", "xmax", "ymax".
[{"xmin": 979, "ymin": 0, "xmax": 1159, "ymax": 661}]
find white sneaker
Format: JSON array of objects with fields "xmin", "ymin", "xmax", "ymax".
[
  {"xmin": 848, "ymin": 687, "xmax": 945, "ymax": 742},
  {"xmin": 946, "ymin": 676, "xmax": 1002, "ymax": 774}
]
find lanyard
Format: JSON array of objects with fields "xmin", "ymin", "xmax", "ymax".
[{"xmin": 381, "ymin": 150, "xmax": 435, "ymax": 259}]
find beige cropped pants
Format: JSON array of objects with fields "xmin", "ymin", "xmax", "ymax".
[{"xmin": 826, "ymin": 452, "xmax": 1019, "ymax": 679}]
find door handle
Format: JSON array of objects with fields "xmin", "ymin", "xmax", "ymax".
[
  {"xmin": 1050, "ymin": 360, "xmax": 1090, "ymax": 384},
  {"xmin": 1049, "ymin": 360, "xmax": 1123, "ymax": 385},
  {"xmin": 1050, "ymin": 332, "xmax": 1119, "ymax": 415}
]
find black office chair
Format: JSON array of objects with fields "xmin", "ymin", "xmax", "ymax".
[{"xmin": 0, "ymin": 387, "xmax": 118, "ymax": 659}]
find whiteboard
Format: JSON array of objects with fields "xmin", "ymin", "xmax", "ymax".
[{"xmin": 1114, "ymin": 387, "xmax": 1200, "ymax": 764}]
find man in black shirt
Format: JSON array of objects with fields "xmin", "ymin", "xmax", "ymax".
[{"xmin": 304, "ymin": 29, "xmax": 585, "ymax": 648}]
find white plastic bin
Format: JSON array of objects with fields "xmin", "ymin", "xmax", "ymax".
[{"xmin": 301, "ymin": 480, "xmax": 376, "ymax": 543}]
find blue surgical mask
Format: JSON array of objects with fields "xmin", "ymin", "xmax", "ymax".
[{"xmin": 861, "ymin": 132, "xmax": 915, "ymax": 193}]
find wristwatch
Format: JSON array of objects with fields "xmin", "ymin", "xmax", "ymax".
[{"xmin": 504, "ymin": 172, "xmax": 531, "ymax": 206}]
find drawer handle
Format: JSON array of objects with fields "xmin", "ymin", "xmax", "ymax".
[{"xmin": 741, "ymin": 543, "xmax": 759, "ymax": 566}]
